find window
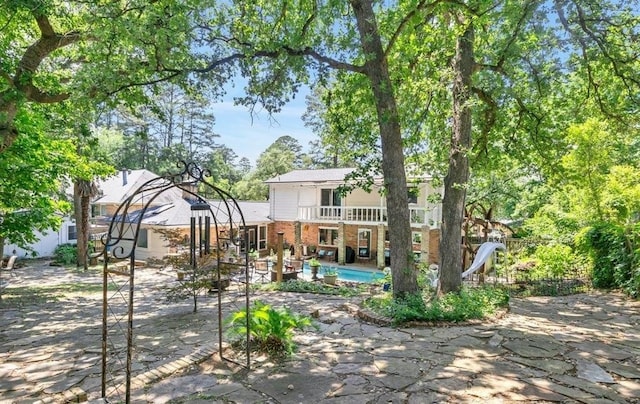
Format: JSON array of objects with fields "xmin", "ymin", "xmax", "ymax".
[
  {"xmin": 258, "ymin": 225, "xmax": 267, "ymax": 250},
  {"xmin": 412, "ymin": 231, "xmax": 422, "ymax": 244},
  {"xmin": 68, "ymin": 225, "xmax": 77, "ymax": 241},
  {"xmin": 138, "ymin": 228, "xmax": 148, "ymax": 248},
  {"xmin": 320, "ymin": 189, "xmax": 342, "ymax": 218},
  {"xmin": 408, "ymin": 187, "xmax": 419, "ymax": 204},
  {"xmin": 358, "ymin": 229, "xmax": 371, "ymax": 258},
  {"xmin": 91, "ymin": 204, "xmax": 107, "ymax": 218},
  {"xmin": 318, "ymin": 227, "xmax": 339, "ymax": 246},
  {"xmin": 321, "ymin": 189, "xmax": 341, "ymax": 206}
]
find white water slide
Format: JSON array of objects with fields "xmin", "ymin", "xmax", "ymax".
[{"xmin": 461, "ymin": 242, "xmax": 507, "ymax": 279}]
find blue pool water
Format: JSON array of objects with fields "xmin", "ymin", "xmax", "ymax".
[{"xmin": 302, "ymin": 264, "xmax": 385, "ymax": 283}]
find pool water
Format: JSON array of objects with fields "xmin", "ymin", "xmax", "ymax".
[{"xmin": 302, "ymin": 264, "xmax": 385, "ymax": 283}]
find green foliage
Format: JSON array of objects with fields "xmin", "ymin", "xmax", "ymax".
[
  {"xmin": 225, "ymin": 300, "xmax": 314, "ymax": 358},
  {"xmin": 53, "ymin": 243, "xmax": 77, "ymax": 265},
  {"xmin": 364, "ymin": 286, "xmax": 509, "ymax": 325},
  {"xmin": 322, "ymin": 266, "xmax": 338, "ymax": 276},
  {"xmin": 577, "ymin": 223, "xmax": 633, "ymax": 290},
  {"xmin": 530, "ymin": 244, "xmax": 581, "ymax": 278},
  {"xmin": 0, "ymin": 109, "xmax": 76, "ymax": 249},
  {"xmin": 260, "ymin": 279, "xmax": 364, "ymax": 297}
]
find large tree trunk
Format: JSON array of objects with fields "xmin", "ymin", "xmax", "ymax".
[
  {"xmin": 73, "ymin": 183, "xmax": 87, "ymax": 270},
  {"xmin": 351, "ymin": 0, "xmax": 418, "ymax": 298},
  {"xmin": 74, "ymin": 179, "xmax": 97, "ymax": 271},
  {"xmin": 438, "ymin": 20, "xmax": 475, "ymax": 295}
]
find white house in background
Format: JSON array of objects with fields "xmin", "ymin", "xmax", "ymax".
[
  {"xmin": 105, "ymin": 197, "xmax": 272, "ymax": 261},
  {"xmin": 264, "ymin": 167, "xmax": 443, "ymax": 269},
  {"xmin": 90, "ymin": 170, "xmax": 272, "ymax": 261},
  {"xmin": 3, "ymin": 169, "xmax": 165, "ymax": 258},
  {"xmin": 3, "ymin": 216, "xmax": 76, "ymax": 258}
]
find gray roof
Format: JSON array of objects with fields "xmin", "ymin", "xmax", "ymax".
[
  {"xmin": 133, "ymin": 198, "xmax": 271, "ymax": 227},
  {"xmin": 93, "ymin": 170, "xmax": 180, "ymax": 205},
  {"xmin": 264, "ymin": 168, "xmax": 356, "ymax": 184}
]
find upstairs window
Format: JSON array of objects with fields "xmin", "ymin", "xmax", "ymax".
[
  {"xmin": 408, "ymin": 187, "xmax": 419, "ymax": 204},
  {"xmin": 321, "ymin": 189, "xmax": 341, "ymax": 206}
]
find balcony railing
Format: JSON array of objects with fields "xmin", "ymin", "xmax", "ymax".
[{"xmin": 297, "ymin": 205, "xmax": 441, "ymax": 227}]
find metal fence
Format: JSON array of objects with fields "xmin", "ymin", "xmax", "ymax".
[{"xmin": 465, "ymin": 265, "xmax": 591, "ymax": 297}]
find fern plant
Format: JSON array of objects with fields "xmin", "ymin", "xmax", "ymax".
[{"xmin": 225, "ymin": 300, "xmax": 314, "ymax": 357}]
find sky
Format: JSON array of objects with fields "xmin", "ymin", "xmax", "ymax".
[{"xmin": 210, "ymin": 84, "xmax": 316, "ymax": 164}]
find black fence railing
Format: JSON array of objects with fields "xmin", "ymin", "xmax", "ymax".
[{"xmin": 465, "ymin": 266, "xmax": 591, "ymax": 297}]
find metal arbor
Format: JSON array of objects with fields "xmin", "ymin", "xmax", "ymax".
[{"xmin": 96, "ymin": 161, "xmax": 251, "ymax": 403}]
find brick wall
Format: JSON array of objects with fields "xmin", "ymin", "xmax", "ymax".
[{"xmin": 268, "ymin": 221, "xmax": 441, "ymax": 266}]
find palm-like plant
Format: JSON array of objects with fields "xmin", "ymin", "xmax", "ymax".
[
  {"xmin": 74, "ymin": 179, "xmax": 99, "ymax": 270},
  {"xmin": 225, "ymin": 300, "xmax": 314, "ymax": 357}
]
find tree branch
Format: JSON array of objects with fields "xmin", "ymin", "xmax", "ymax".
[
  {"xmin": 472, "ymin": 86, "xmax": 497, "ymax": 157},
  {"xmin": 554, "ymin": 0, "xmax": 627, "ymax": 120},
  {"xmin": 14, "ymin": 14, "xmax": 82, "ymax": 103},
  {"xmin": 384, "ymin": 0, "xmax": 444, "ymax": 59}
]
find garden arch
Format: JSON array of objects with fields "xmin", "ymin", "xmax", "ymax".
[{"xmin": 95, "ymin": 161, "xmax": 251, "ymax": 403}]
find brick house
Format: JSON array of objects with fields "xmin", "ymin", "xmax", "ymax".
[
  {"xmin": 264, "ymin": 168, "xmax": 442, "ymax": 269},
  {"xmin": 90, "ymin": 170, "xmax": 272, "ymax": 261}
]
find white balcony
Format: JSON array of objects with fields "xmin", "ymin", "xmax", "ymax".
[{"xmin": 297, "ymin": 205, "xmax": 441, "ymax": 227}]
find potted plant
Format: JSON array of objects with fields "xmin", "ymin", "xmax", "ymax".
[
  {"xmin": 322, "ymin": 267, "xmax": 338, "ymax": 285},
  {"xmin": 308, "ymin": 257, "xmax": 321, "ymax": 280},
  {"xmin": 381, "ymin": 267, "xmax": 392, "ymax": 291}
]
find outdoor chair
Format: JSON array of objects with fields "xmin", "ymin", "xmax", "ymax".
[
  {"xmin": 286, "ymin": 259, "xmax": 304, "ymax": 274},
  {"xmin": 254, "ymin": 259, "xmax": 270, "ymax": 283}
]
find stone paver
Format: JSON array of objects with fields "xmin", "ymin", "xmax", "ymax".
[{"xmin": 1, "ymin": 261, "xmax": 640, "ymax": 403}]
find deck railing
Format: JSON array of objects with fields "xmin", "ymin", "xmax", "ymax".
[{"xmin": 297, "ymin": 205, "xmax": 441, "ymax": 227}]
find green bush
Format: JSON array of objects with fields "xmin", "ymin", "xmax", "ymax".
[
  {"xmin": 622, "ymin": 224, "xmax": 640, "ymax": 298},
  {"xmin": 364, "ymin": 286, "xmax": 509, "ymax": 325},
  {"xmin": 530, "ymin": 243, "xmax": 578, "ymax": 278},
  {"xmin": 577, "ymin": 223, "xmax": 631, "ymax": 289},
  {"xmin": 260, "ymin": 279, "xmax": 364, "ymax": 296},
  {"xmin": 53, "ymin": 243, "xmax": 77, "ymax": 265},
  {"xmin": 225, "ymin": 300, "xmax": 314, "ymax": 357}
]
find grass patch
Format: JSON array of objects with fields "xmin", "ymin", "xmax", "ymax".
[
  {"xmin": 257, "ymin": 279, "xmax": 366, "ymax": 297},
  {"xmin": 0, "ymin": 286, "xmax": 61, "ymax": 306},
  {"xmin": 363, "ymin": 286, "xmax": 510, "ymax": 325},
  {"xmin": 0, "ymin": 282, "xmax": 117, "ymax": 307}
]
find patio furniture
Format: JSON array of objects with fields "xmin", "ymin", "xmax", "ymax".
[
  {"xmin": 254, "ymin": 259, "xmax": 270, "ymax": 283},
  {"xmin": 271, "ymin": 259, "xmax": 303, "ymax": 282}
]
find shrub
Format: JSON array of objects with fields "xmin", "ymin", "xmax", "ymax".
[
  {"xmin": 225, "ymin": 300, "xmax": 314, "ymax": 358},
  {"xmin": 576, "ymin": 223, "xmax": 631, "ymax": 289},
  {"xmin": 364, "ymin": 286, "xmax": 509, "ymax": 325},
  {"xmin": 530, "ymin": 243, "xmax": 578, "ymax": 278},
  {"xmin": 53, "ymin": 243, "xmax": 77, "ymax": 265},
  {"xmin": 260, "ymin": 279, "xmax": 364, "ymax": 296}
]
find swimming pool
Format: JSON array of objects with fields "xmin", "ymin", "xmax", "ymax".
[{"xmin": 302, "ymin": 264, "xmax": 385, "ymax": 283}]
